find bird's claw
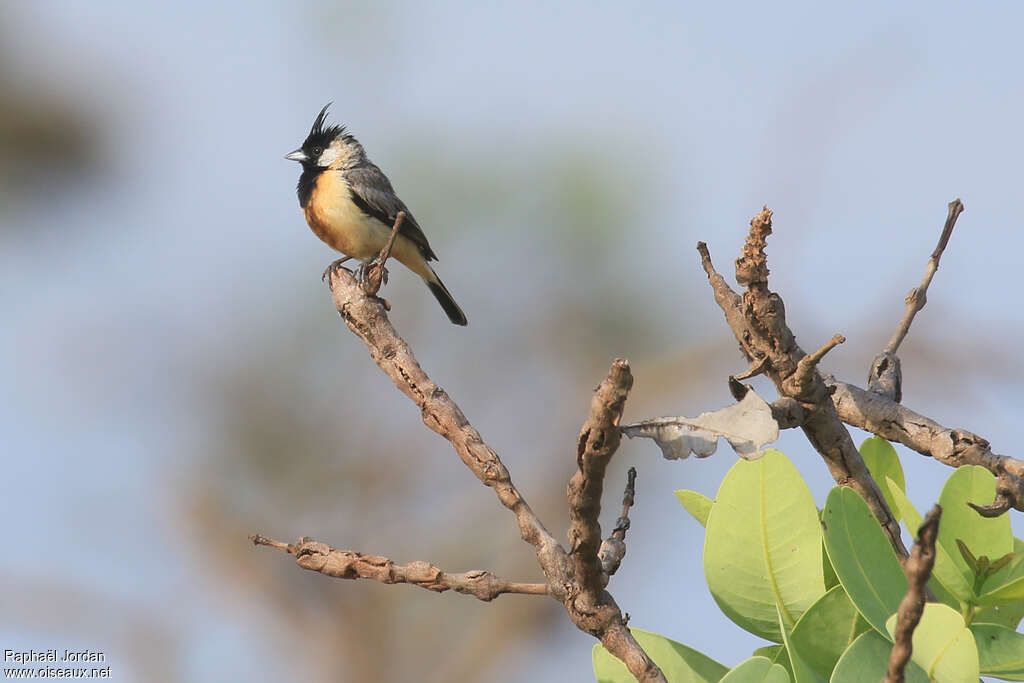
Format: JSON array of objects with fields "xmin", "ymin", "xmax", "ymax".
[
  {"xmin": 355, "ymin": 260, "xmax": 388, "ymax": 286},
  {"xmin": 322, "ymin": 257, "xmax": 353, "ymax": 283}
]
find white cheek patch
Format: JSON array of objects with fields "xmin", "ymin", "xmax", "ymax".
[{"xmin": 317, "ymin": 141, "xmax": 345, "ymax": 167}]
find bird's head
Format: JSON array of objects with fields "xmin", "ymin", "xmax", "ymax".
[{"xmin": 285, "ymin": 103, "xmax": 363, "ymax": 170}]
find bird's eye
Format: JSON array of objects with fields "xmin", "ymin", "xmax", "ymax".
[{"xmin": 311, "ymin": 146, "xmax": 323, "ymax": 157}]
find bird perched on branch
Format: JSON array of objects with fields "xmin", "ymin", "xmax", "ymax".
[{"xmin": 286, "ymin": 104, "xmax": 467, "ymax": 325}]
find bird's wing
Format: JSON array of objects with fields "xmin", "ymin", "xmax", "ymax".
[{"xmin": 344, "ymin": 165, "xmax": 437, "ymax": 261}]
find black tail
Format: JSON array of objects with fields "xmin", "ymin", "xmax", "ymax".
[{"xmin": 426, "ymin": 274, "xmax": 467, "ymax": 326}]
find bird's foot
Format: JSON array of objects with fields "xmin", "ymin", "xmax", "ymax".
[
  {"xmin": 355, "ymin": 260, "xmax": 389, "ymax": 289},
  {"xmin": 322, "ymin": 256, "xmax": 353, "ymax": 283}
]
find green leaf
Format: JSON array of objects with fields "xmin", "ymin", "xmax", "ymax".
[
  {"xmin": 820, "ymin": 486, "xmax": 906, "ymax": 637},
  {"xmin": 972, "ymin": 622, "xmax": 1024, "ymax": 679},
  {"xmin": 885, "ymin": 602, "xmax": 979, "ymax": 682},
  {"xmin": 753, "ymin": 645, "xmax": 792, "ymax": 680},
  {"xmin": 720, "ymin": 656, "xmax": 790, "ymax": 683},
  {"xmin": 885, "ymin": 477, "xmax": 969, "ymax": 604},
  {"xmin": 980, "ymin": 537, "xmax": 1024, "ymax": 595},
  {"xmin": 977, "ymin": 575, "xmax": 1024, "ymax": 606},
  {"xmin": 704, "ymin": 450, "xmax": 825, "ymax": 641},
  {"xmin": 976, "ymin": 537, "xmax": 1024, "ymax": 628},
  {"xmin": 753, "ymin": 645, "xmax": 784, "ymax": 661},
  {"xmin": 956, "ymin": 538, "xmax": 980, "ymax": 573},
  {"xmin": 884, "ymin": 475, "xmax": 922, "ymax": 531},
  {"xmin": 675, "ymin": 489, "xmax": 713, "ymax": 527},
  {"xmin": 829, "ymin": 630, "xmax": 929, "ymax": 683},
  {"xmin": 988, "ymin": 551, "xmax": 1017, "ymax": 575},
  {"xmin": 858, "ymin": 437, "xmax": 905, "ymax": 521},
  {"xmin": 993, "ymin": 538, "xmax": 1024, "ymax": 586},
  {"xmin": 822, "ymin": 539, "xmax": 839, "ymax": 591},
  {"xmin": 592, "ymin": 628, "xmax": 728, "ymax": 683},
  {"xmin": 975, "ymin": 600, "xmax": 1024, "ymax": 630},
  {"xmin": 777, "ymin": 603, "xmax": 824, "ymax": 683},
  {"xmin": 926, "ymin": 567, "xmax": 965, "ymax": 612},
  {"xmin": 939, "ymin": 466, "xmax": 1013, "ymax": 598},
  {"xmin": 790, "ymin": 585, "xmax": 869, "ymax": 679}
]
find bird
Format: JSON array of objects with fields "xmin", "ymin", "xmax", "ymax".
[{"xmin": 285, "ymin": 104, "xmax": 467, "ymax": 326}]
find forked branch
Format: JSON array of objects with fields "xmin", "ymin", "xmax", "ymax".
[
  {"xmin": 698, "ymin": 209, "xmax": 908, "ymax": 560},
  {"xmin": 251, "ymin": 266, "xmax": 665, "ymax": 682},
  {"xmin": 870, "ymin": 199, "xmax": 964, "ymax": 401}
]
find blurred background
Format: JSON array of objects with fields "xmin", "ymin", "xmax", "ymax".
[{"xmin": 2, "ymin": 1, "xmax": 1022, "ymax": 681}]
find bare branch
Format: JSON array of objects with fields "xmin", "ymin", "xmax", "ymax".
[
  {"xmin": 249, "ymin": 535, "xmax": 548, "ymax": 601},
  {"xmin": 886, "ymin": 505, "xmax": 941, "ymax": 683},
  {"xmin": 871, "ymin": 199, "xmax": 965, "ymax": 402},
  {"xmin": 733, "ymin": 355, "xmax": 770, "ymax": 381},
  {"xmin": 313, "ymin": 273, "xmax": 665, "ymax": 682},
  {"xmin": 826, "ymin": 378, "xmax": 1024, "ymax": 515},
  {"xmin": 698, "ymin": 211, "xmax": 908, "ymax": 559},
  {"xmin": 326, "ymin": 266, "xmax": 568, "ymax": 577},
  {"xmin": 768, "ymin": 396, "xmax": 807, "ymax": 429},
  {"xmin": 969, "ymin": 493, "xmax": 1013, "ymax": 518},
  {"xmin": 697, "ymin": 241, "xmax": 747, "ymax": 341},
  {"xmin": 361, "ymin": 211, "xmax": 406, "ymax": 296},
  {"xmin": 559, "ymin": 361, "xmax": 663, "ymax": 679},
  {"xmin": 599, "ymin": 467, "xmax": 637, "ymax": 577},
  {"xmin": 868, "ymin": 351, "xmax": 903, "ymax": 404},
  {"xmin": 600, "ymin": 622, "xmax": 664, "ymax": 682},
  {"xmin": 734, "ymin": 207, "xmax": 773, "ymax": 288},
  {"xmin": 885, "ymin": 199, "xmax": 964, "ymax": 357},
  {"xmin": 377, "ymin": 211, "xmax": 405, "ymax": 267},
  {"xmin": 568, "ymin": 359, "xmax": 633, "ymax": 593},
  {"xmin": 791, "ymin": 334, "xmax": 845, "ymax": 394}
]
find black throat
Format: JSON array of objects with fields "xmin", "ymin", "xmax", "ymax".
[{"xmin": 296, "ymin": 165, "xmax": 323, "ymax": 208}]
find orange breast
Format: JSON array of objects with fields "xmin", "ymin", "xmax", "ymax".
[
  {"xmin": 300, "ymin": 170, "xmax": 432, "ymax": 280},
  {"xmin": 302, "ymin": 171, "xmax": 384, "ymax": 259}
]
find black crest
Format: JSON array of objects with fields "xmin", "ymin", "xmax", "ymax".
[{"xmin": 304, "ymin": 103, "xmax": 346, "ymax": 151}]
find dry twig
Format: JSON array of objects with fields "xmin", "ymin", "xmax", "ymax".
[
  {"xmin": 329, "ymin": 266, "xmax": 563, "ymax": 563},
  {"xmin": 724, "ymin": 198, "xmax": 1024, "ymax": 517},
  {"xmin": 360, "ymin": 210, "xmax": 406, "ymax": 296},
  {"xmin": 826, "ymin": 378, "xmax": 1023, "ymax": 515},
  {"xmin": 885, "ymin": 505, "xmax": 941, "ymax": 683},
  {"xmin": 789, "ymin": 334, "xmax": 845, "ymax": 395},
  {"xmin": 252, "ymin": 268, "xmax": 666, "ymax": 682},
  {"xmin": 248, "ymin": 536, "xmax": 549, "ymax": 601},
  {"xmin": 598, "ymin": 468, "xmax": 637, "ymax": 577},
  {"xmin": 870, "ymin": 200, "xmax": 964, "ymax": 401},
  {"xmin": 698, "ymin": 209, "xmax": 908, "ymax": 559},
  {"xmin": 568, "ymin": 359, "xmax": 632, "ymax": 594}
]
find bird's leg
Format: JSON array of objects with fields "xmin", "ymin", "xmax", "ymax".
[
  {"xmin": 355, "ymin": 259, "xmax": 388, "ymax": 288},
  {"xmin": 349, "ymin": 212, "xmax": 405, "ymax": 294},
  {"xmin": 354, "ymin": 260, "xmax": 370, "ymax": 284},
  {"xmin": 372, "ymin": 259, "xmax": 390, "ymax": 286},
  {"xmin": 358, "ymin": 211, "xmax": 404, "ymax": 291},
  {"xmin": 322, "ymin": 256, "xmax": 353, "ymax": 283}
]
